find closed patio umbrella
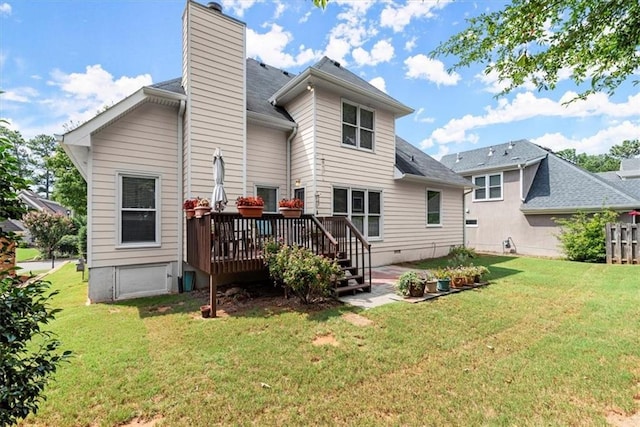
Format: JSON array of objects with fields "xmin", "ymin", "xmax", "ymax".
[
  {"xmin": 629, "ymin": 210, "xmax": 639, "ymax": 224},
  {"xmin": 211, "ymin": 148, "xmax": 227, "ymax": 212}
]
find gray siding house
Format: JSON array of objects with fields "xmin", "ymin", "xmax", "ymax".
[{"xmin": 441, "ymin": 140, "xmax": 640, "ymax": 257}]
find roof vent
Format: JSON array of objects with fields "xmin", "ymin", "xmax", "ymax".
[
  {"xmin": 503, "ymin": 150, "xmax": 509, "ymax": 156},
  {"xmin": 207, "ymin": 2, "xmax": 222, "ymax": 12},
  {"xmin": 282, "ymin": 71, "xmax": 290, "ymax": 76},
  {"xmin": 411, "ymin": 155, "xmax": 415, "ymax": 162},
  {"xmin": 508, "ymin": 141, "xmax": 514, "ymax": 149},
  {"xmin": 333, "ymin": 60, "xmax": 341, "ymax": 68},
  {"xmin": 455, "ymin": 153, "xmax": 461, "ymax": 163},
  {"xmin": 259, "ymin": 62, "xmax": 267, "ymax": 68},
  {"xmin": 488, "ymin": 147, "xmax": 495, "ymax": 156}
]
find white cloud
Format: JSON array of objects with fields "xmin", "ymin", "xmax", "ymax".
[
  {"xmin": 431, "ymin": 144, "xmax": 450, "ymax": 161},
  {"xmin": 413, "ymin": 107, "xmax": 435, "ymax": 123},
  {"xmin": 531, "ymin": 121, "xmax": 640, "ymax": 155},
  {"xmin": 298, "ymin": 11, "xmax": 311, "ymax": 23},
  {"xmin": 352, "ymin": 39, "xmax": 394, "ymax": 67},
  {"xmin": 273, "ymin": 1, "xmax": 285, "ymax": 19},
  {"xmin": 220, "ymin": 0, "xmax": 259, "ymax": 17},
  {"xmin": 369, "ymin": 76, "xmax": 386, "ymax": 93},
  {"xmin": 423, "ymin": 91, "xmax": 640, "ymax": 147},
  {"xmin": 0, "ymin": 3, "xmax": 11, "ymax": 16},
  {"xmin": 476, "ymin": 66, "xmax": 573, "ymax": 94},
  {"xmin": 323, "ymin": 1, "xmax": 376, "ymax": 66},
  {"xmin": 2, "ymin": 86, "xmax": 38, "ymax": 103},
  {"xmin": 404, "ymin": 36, "xmax": 417, "ymax": 52},
  {"xmin": 380, "ymin": 0, "xmax": 451, "ymax": 32},
  {"xmin": 404, "ymin": 54, "xmax": 460, "ymax": 86},
  {"xmin": 246, "ymin": 24, "xmax": 320, "ymax": 68}
]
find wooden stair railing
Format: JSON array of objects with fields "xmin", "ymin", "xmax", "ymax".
[{"xmin": 318, "ymin": 216, "xmax": 372, "ymax": 296}]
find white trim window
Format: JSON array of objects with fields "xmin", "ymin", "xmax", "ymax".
[
  {"xmin": 342, "ymin": 101, "xmax": 374, "ymax": 151},
  {"xmin": 473, "ymin": 173, "xmax": 503, "ymax": 201},
  {"xmin": 333, "ymin": 187, "xmax": 382, "ymax": 239},
  {"xmin": 426, "ymin": 189, "xmax": 442, "ymax": 226},
  {"xmin": 256, "ymin": 185, "xmax": 278, "ymax": 213},
  {"xmin": 118, "ymin": 174, "xmax": 159, "ymax": 246}
]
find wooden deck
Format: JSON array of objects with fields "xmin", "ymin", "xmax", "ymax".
[{"xmin": 186, "ymin": 212, "xmax": 373, "ymax": 317}]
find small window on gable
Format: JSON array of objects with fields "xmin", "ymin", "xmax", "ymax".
[
  {"xmin": 426, "ymin": 190, "xmax": 441, "ymax": 226},
  {"xmin": 342, "ymin": 101, "xmax": 374, "ymax": 151},
  {"xmin": 119, "ymin": 174, "xmax": 159, "ymax": 246},
  {"xmin": 473, "ymin": 173, "xmax": 503, "ymax": 201}
]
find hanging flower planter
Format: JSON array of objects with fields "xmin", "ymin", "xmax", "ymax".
[{"xmin": 278, "ymin": 198, "xmax": 304, "ymax": 218}]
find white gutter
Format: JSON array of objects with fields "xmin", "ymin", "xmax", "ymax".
[
  {"xmin": 463, "ymin": 188, "xmax": 473, "ymax": 247},
  {"xmin": 177, "ymin": 100, "xmax": 186, "ymax": 280},
  {"xmin": 286, "ymin": 125, "xmax": 298, "ymax": 198},
  {"xmin": 519, "ymin": 164, "xmax": 524, "ymax": 202}
]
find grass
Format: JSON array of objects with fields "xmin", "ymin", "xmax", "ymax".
[
  {"xmin": 16, "ymin": 247, "xmax": 41, "ymax": 262},
  {"xmin": 21, "ymin": 256, "xmax": 640, "ymax": 426}
]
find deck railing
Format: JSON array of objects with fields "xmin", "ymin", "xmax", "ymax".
[
  {"xmin": 186, "ymin": 212, "xmax": 339, "ymax": 275},
  {"xmin": 606, "ymin": 222, "xmax": 639, "ymax": 264}
]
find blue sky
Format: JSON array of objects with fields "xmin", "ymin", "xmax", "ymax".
[{"xmin": 1, "ymin": 0, "xmax": 639, "ymax": 160}]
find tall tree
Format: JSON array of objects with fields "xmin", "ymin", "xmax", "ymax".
[
  {"xmin": 0, "ymin": 121, "xmax": 28, "ymax": 224},
  {"xmin": 556, "ymin": 148, "xmax": 620, "ymax": 173},
  {"xmin": 0, "ymin": 126, "xmax": 30, "ymax": 183},
  {"xmin": 47, "ymin": 144, "xmax": 87, "ymax": 216},
  {"xmin": 432, "ymin": 0, "xmax": 640, "ymax": 100},
  {"xmin": 26, "ymin": 134, "xmax": 57, "ymax": 199},
  {"xmin": 609, "ymin": 139, "xmax": 640, "ymax": 160}
]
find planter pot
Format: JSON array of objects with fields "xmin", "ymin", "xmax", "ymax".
[
  {"xmin": 408, "ymin": 282, "xmax": 426, "ymax": 298},
  {"xmin": 194, "ymin": 206, "xmax": 211, "ymax": 218},
  {"xmin": 474, "ymin": 274, "xmax": 481, "ymax": 283},
  {"xmin": 238, "ymin": 206, "xmax": 264, "ymax": 218},
  {"xmin": 425, "ymin": 280, "xmax": 437, "ymax": 293},
  {"xmin": 451, "ymin": 277, "xmax": 466, "ymax": 288},
  {"xmin": 279, "ymin": 207, "xmax": 302, "ymax": 218},
  {"xmin": 436, "ymin": 278, "xmax": 450, "ymax": 292},
  {"xmin": 200, "ymin": 305, "xmax": 211, "ymax": 318},
  {"xmin": 185, "ymin": 209, "xmax": 195, "ymax": 219}
]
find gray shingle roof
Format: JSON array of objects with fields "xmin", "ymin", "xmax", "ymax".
[
  {"xmin": 621, "ymin": 157, "xmax": 640, "ymax": 171},
  {"xmin": 395, "ymin": 136, "xmax": 472, "ymax": 188},
  {"xmin": 150, "ymin": 78, "xmax": 184, "ymax": 95},
  {"xmin": 245, "ymin": 58, "xmax": 295, "ymax": 122},
  {"xmin": 440, "ymin": 139, "xmax": 547, "ymax": 173},
  {"xmin": 310, "ymin": 57, "xmax": 403, "ymax": 108},
  {"xmin": 523, "ymin": 154, "xmax": 640, "ymax": 211}
]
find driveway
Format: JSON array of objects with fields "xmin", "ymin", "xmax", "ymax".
[{"xmin": 17, "ymin": 259, "xmax": 71, "ymax": 275}]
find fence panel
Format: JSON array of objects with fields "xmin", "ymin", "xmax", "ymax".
[{"xmin": 606, "ymin": 223, "xmax": 638, "ymax": 264}]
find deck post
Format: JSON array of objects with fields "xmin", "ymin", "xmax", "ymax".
[{"xmin": 209, "ymin": 273, "xmax": 217, "ymax": 318}]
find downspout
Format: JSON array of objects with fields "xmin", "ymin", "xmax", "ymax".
[
  {"xmin": 286, "ymin": 124, "xmax": 298, "ymax": 198},
  {"xmin": 463, "ymin": 188, "xmax": 473, "ymax": 247},
  {"xmin": 518, "ymin": 164, "xmax": 524, "ymax": 201},
  {"xmin": 177, "ymin": 100, "xmax": 186, "ymax": 281}
]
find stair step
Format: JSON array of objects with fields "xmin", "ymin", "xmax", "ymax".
[
  {"xmin": 341, "ymin": 266, "xmax": 358, "ymax": 274},
  {"xmin": 336, "ymin": 258, "xmax": 352, "ymax": 267},
  {"xmin": 334, "ymin": 283, "xmax": 372, "ymax": 295},
  {"xmin": 337, "ymin": 274, "xmax": 364, "ymax": 285}
]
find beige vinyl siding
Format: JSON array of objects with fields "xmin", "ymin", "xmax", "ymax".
[
  {"xmin": 286, "ymin": 91, "xmax": 315, "ymax": 211},
  {"xmin": 90, "ymin": 102, "xmax": 179, "ymax": 268},
  {"xmin": 246, "ymin": 124, "xmax": 287, "ymax": 196},
  {"xmin": 183, "ymin": 2, "xmax": 245, "ymax": 200},
  {"xmin": 312, "ymin": 89, "xmax": 464, "ymax": 265}
]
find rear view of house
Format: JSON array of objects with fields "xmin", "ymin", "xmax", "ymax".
[{"xmin": 61, "ymin": 1, "xmax": 471, "ymax": 302}]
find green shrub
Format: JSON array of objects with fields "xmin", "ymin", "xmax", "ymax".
[
  {"xmin": 267, "ymin": 244, "xmax": 343, "ymax": 304},
  {"xmin": 0, "ymin": 274, "xmax": 71, "ymax": 425},
  {"xmin": 448, "ymin": 245, "xmax": 477, "ymax": 259},
  {"xmin": 57, "ymin": 234, "xmax": 78, "ymax": 257},
  {"xmin": 555, "ymin": 209, "xmax": 618, "ymax": 262},
  {"xmin": 395, "ymin": 271, "xmax": 424, "ymax": 296}
]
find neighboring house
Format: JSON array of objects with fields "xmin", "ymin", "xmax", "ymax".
[
  {"xmin": 441, "ymin": 140, "xmax": 640, "ymax": 257},
  {"xmin": 60, "ymin": 1, "xmax": 471, "ymax": 302},
  {"xmin": 0, "ymin": 190, "xmax": 70, "ymax": 240}
]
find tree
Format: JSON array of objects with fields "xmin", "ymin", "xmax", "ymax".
[
  {"xmin": 556, "ymin": 148, "xmax": 620, "ymax": 173},
  {"xmin": 26, "ymin": 134, "xmax": 57, "ymax": 199},
  {"xmin": 432, "ymin": 0, "xmax": 640, "ymax": 100},
  {"xmin": 555, "ymin": 209, "xmax": 618, "ymax": 262},
  {"xmin": 22, "ymin": 211, "xmax": 74, "ymax": 268},
  {"xmin": 0, "ymin": 121, "xmax": 28, "ymax": 225},
  {"xmin": 47, "ymin": 144, "xmax": 87, "ymax": 216},
  {"xmin": 0, "ymin": 126, "xmax": 30, "ymax": 183},
  {"xmin": 609, "ymin": 139, "xmax": 640, "ymax": 160}
]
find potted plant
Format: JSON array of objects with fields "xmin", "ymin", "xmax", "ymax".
[
  {"xmin": 183, "ymin": 198, "xmax": 197, "ymax": 219},
  {"xmin": 472, "ymin": 265, "xmax": 490, "ymax": 283},
  {"xmin": 278, "ymin": 198, "xmax": 304, "ymax": 218},
  {"xmin": 433, "ymin": 268, "xmax": 451, "ymax": 292},
  {"xmin": 236, "ymin": 196, "xmax": 264, "ymax": 218},
  {"xmin": 194, "ymin": 197, "xmax": 211, "ymax": 218},
  {"xmin": 450, "ymin": 267, "xmax": 469, "ymax": 288},
  {"xmin": 395, "ymin": 271, "xmax": 426, "ymax": 298},
  {"xmin": 423, "ymin": 271, "xmax": 438, "ymax": 293}
]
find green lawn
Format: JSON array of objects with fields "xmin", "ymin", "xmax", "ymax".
[
  {"xmin": 21, "ymin": 256, "xmax": 640, "ymax": 426},
  {"xmin": 15, "ymin": 247, "xmax": 41, "ymax": 262}
]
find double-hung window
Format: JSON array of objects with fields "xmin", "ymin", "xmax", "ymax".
[
  {"xmin": 426, "ymin": 190, "xmax": 441, "ymax": 226},
  {"xmin": 119, "ymin": 174, "xmax": 159, "ymax": 246},
  {"xmin": 333, "ymin": 187, "xmax": 382, "ymax": 239},
  {"xmin": 473, "ymin": 173, "xmax": 503, "ymax": 201},
  {"xmin": 342, "ymin": 101, "xmax": 374, "ymax": 150},
  {"xmin": 256, "ymin": 186, "xmax": 278, "ymax": 213}
]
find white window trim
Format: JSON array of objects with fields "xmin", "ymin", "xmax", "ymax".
[
  {"xmin": 255, "ymin": 184, "xmax": 280, "ymax": 213},
  {"xmin": 341, "ymin": 99, "xmax": 375, "ymax": 152},
  {"xmin": 116, "ymin": 172, "xmax": 161, "ymax": 249},
  {"xmin": 426, "ymin": 188, "xmax": 442, "ymax": 227},
  {"xmin": 331, "ymin": 186, "xmax": 383, "ymax": 241},
  {"xmin": 472, "ymin": 172, "xmax": 504, "ymax": 202}
]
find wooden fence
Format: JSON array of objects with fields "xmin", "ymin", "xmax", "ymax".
[{"xmin": 605, "ymin": 223, "xmax": 638, "ymax": 264}]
